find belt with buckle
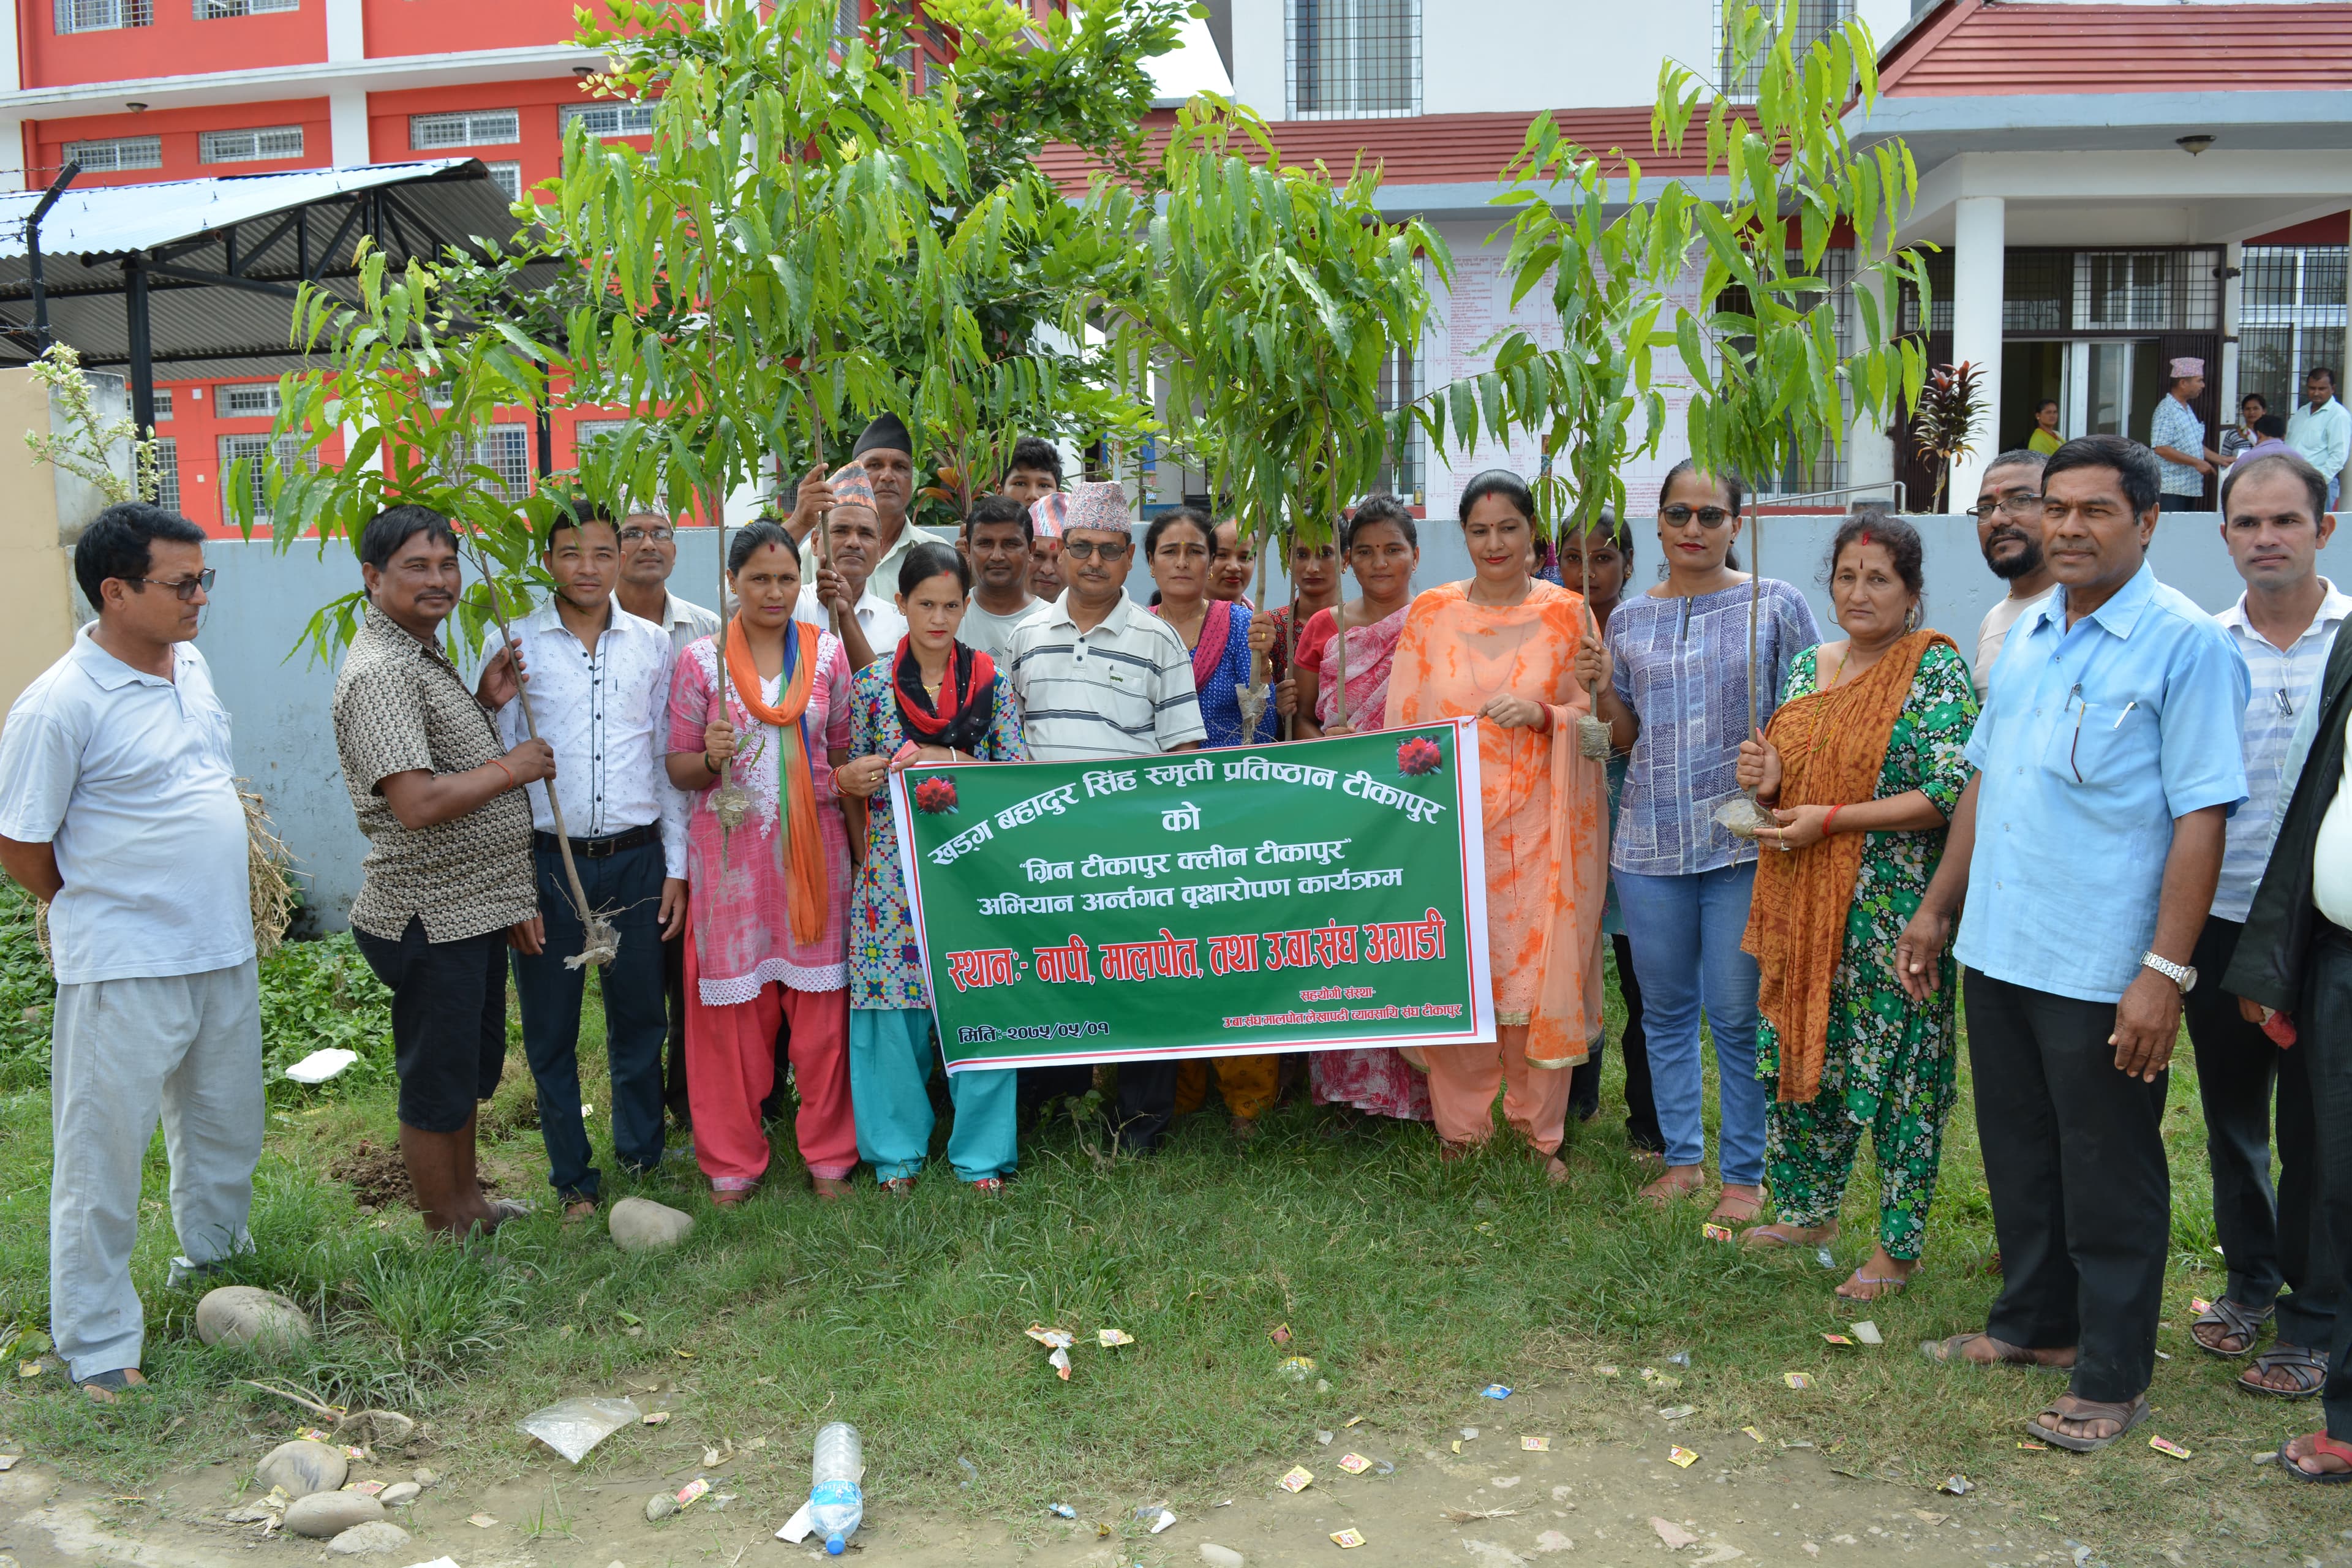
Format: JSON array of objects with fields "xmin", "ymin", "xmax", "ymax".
[{"xmin": 533, "ymin": 823, "xmax": 658, "ymax": 861}]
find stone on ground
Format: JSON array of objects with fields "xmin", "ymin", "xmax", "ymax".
[
  {"xmin": 282, "ymin": 1491, "xmax": 384, "ymax": 1538},
  {"xmin": 326, "ymin": 1520, "xmax": 412, "ymax": 1555},
  {"xmin": 254, "ymin": 1439, "xmax": 347, "ymax": 1499},
  {"xmin": 1199, "ymin": 1546, "xmax": 1246, "ymax": 1567},
  {"xmin": 609, "ymin": 1197, "xmax": 695, "ymax": 1253},
  {"xmin": 376, "ymin": 1482, "xmax": 421, "ymax": 1507},
  {"xmin": 194, "ymin": 1286, "xmax": 312, "ymax": 1351}
]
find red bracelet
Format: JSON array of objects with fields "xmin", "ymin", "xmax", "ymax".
[
  {"xmin": 492, "ymin": 756, "xmax": 517, "ymax": 791},
  {"xmin": 1823, "ymin": 803, "xmax": 1844, "ymax": 835}
]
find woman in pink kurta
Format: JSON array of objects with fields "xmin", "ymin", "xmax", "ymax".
[{"xmin": 666, "ymin": 521, "xmax": 857, "ymax": 1201}]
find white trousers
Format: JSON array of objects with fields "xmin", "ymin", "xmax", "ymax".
[{"xmin": 50, "ymin": 961, "xmax": 263, "ymax": 1381}]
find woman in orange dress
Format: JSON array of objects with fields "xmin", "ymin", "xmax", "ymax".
[{"xmin": 1385, "ymin": 470, "xmax": 1611, "ymax": 1178}]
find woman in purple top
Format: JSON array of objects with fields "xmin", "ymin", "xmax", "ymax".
[{"xmin": 1583, "ymin": 462, "xmax": 1822, "ymax": 1221}]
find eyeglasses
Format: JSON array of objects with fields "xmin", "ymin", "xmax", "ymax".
[
  {"xmin": 618, "ymin": 526, "xmax": 674, "ymax": 545},
  {"xmin": 1060, "ymin": 537, "xmax": 1131, "ymax": 561},
  {"xmin": 1968, "ymin": 492, "xmax": 2044, "ymax": 521},
  {"xmin": 136, "ymin": 570, "xmax": 215, "ymax": 601},
  {"xmin": 1660, "ymin": 504, "xmax": 1733, "ymax": 529}
]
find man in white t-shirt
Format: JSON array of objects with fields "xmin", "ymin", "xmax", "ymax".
[
  {"xmin": 1968, "ymin": 447, "xmax": 2057, "ymax": 699},
  {"xmin": 956, "ymin": 493, "xmax": 1042, "ymax": 658},
  {"xmin": 794, "ymin": 462, "xmax": 907, "ymax": 672},
  {"xmin": 0, "ymin": 503, "xmax": 262, "ymax": 1401}
]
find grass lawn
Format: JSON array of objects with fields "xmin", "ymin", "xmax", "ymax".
[{"xmin": 0, "ymin": 920, "xmax": 2334, "ymax": 1563}]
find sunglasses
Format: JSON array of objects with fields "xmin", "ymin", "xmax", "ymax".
[
  {"xmin": 1060, "ymin": 537, "xmax": 1132, "ymax": 561},
  {"xmin": 136, "ymin": 569, "xmax": 216, "ymax": 602},
  {"xmin": 1660, "ymin": 504, "xmax": 1733, "ymax": 529}
]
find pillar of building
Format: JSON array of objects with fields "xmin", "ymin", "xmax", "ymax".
[
  {"xmin": 2220, "ymin": 239, "xmax": 2244, "ymax": 423},
  {"xmin": 1945, "ymin": 194, "xmax": 2005, "ymax": 513}
]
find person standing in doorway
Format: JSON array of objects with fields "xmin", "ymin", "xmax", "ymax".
[
  {"xmin": 499, "ymin": 505, "xmax": 689, "ymax": 1221},
  {"xmin": 332, "ymin": 506, "xmax": 549, "ymax": 1237},
  {"xmin": 2289, "ymin": 367, "xmax": 2351, "ymax": 510},
  {"xmin": 1006, "ymin": 483, "xmax": 1206, "ymax": 1152},
  {"xmin": 1969, "ymin": 448, "xmax": 2057, "ymax": 701},
  {"xmin": 955, "ymin": 494, "xmax": 1042, "ymax": 660},
  {"xmin": 2186, "ymin": 449, "xmax": 2345, "ymax": 1398},
  {"xmin": 2151, "ymin": 358, "xmax": 2223, "ymax": 513},
  {"xmin": 2029, "ymin": 399, "xmax": 2064, "ymax": 458},
  {"xmin": 0, "ymin": 502, "xmax": 262, "ymax": 1401},
  {"xmin": 614, "ymin": 508, "xmax": 719, "ymax": 1131},
  {"xmin": 1904, "ymin": 435, "xmax": 2247, "ymax": 1450},
  {"xmin": 2222, "ymin": 392, "xmax": 2271, "ymax": 466}
]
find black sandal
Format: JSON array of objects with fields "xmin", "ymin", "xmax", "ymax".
[
  {"xmin": 2191, "ymin": 1296, "xmax": 2272, "ymax": 1357},
  {"xmin": 76, "ymin": 1368, "xmax": 146, "ymax": 1403},
  {"xmin": 2238, "ymin": 1343, "xmax": 2327, "ymax": 1399}
]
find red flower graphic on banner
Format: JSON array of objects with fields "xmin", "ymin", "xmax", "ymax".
[
  {"xmin": 1396, "ymin": 736, "xmax": 1444, "ymax": 777},
  {"xmin": 913, "ymin": 775, "xmax": 959, "ymax": 815}
]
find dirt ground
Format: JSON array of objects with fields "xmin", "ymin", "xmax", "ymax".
[{"xmin": 0, "ymin": 1379, "xmax": 2200, "ymax": 1568}]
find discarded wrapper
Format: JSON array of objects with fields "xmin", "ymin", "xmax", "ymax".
[
  {"xmin": 1330, "ymin": 1528, "xmax": 1366, "ymax": 1548},
  {"xmin": 1338, "ymin": 1453, "xmax": 1373, "ymax": 1474},
  {"xmin": 1343, "ymin": 1415, "xmax": 1364, "ymax": 1428},
  {"xmin": 1480, "ymin": 1384, "xmax": 1513, "ymax": 1400},
  {"xmin": 1450, "ymin": 1441, "xmax": 1463, "ymax": 1454},
  {"xmin": 1594, "ymin": 1365, "xmax": 1620, "ymax": 1378},
  {"xmin": 1316, "ymin": 1430, "xmax": 1334, "ymax": 1445},
  {"xmin": 1741, "ymin": 1427, "xmax": 1765, "ymax": 1442},
  {"xmin": 1148, "ymin": 1508, "xmax": 1177, "ymax": 1534},
  {"xmin": 1822, "ymin": 1333, "xmax": 1856, "ymax": 1347},
  {"xmin": 283, "ymin": 1047, "xmax": 359, "ymax": 1084},
  {"xmin": 776, "ymin": 1501, "xmax": 815, "ymax": 1543},
  {"xmin": 1665, "ymin": 1351, "xmax": 1691, "ymax": 1367},
  {"xmin": 1657, "ymin": 1406, "xmax": 1694, "ymax": 1420},
  {"xmin": 1850, "ymin": 1321, "xmax": 1883, "ymax": 1346},
  {"xmin": 1279, "ymin": 1356, "xmax": 1318, "ymax": 1382},
  {"xmin": 516, "ymin": 1395, "xmax": 643, "ymax": 1464},
  {"xmin": 1667, "ymin": 1446, "xmax": 1698, "ymax": 1468},
  {"xmin": 2017, "ymin": 1441, "xmax": 2050, "ymax": 1451},
  {"xmin": 643, "ymin": 1411, "xmax": 670, "ymax": 1425},
  {"xmin": 1050, "ymin": 1503, "xmax": 1076, "ymax": 1519},
  {"xmin": 1026, "ymin": 1324, "xmax": 1075, "ymax": 1348},
  {"xmin": 1049, "ymin": 1347, "xmax": 1072, "ymax": 1380},
  {"xmin": 1939, "ymin": 1475, "xmax": 1974, "ymax": 1495},
  {"xmin": 1700, "ymin": 1223, "xmax": 1735, "ymax": 1243},
  {"xmin": 1098, "ymin": 1329, "xmax": 1135, "ymax": 1348},
  {"xmin": 2188, "ymin": 1297, "xmax": 2211, "ymax": 1315},
  {"xmin": 349, "ymin": 1480, "xmax": 385, "ymax": 1496},
  {"xmin": 1521, "ymin": 1435, "xmax": 1550, "ymax": 1450},
  {"xmin": 468, "ymin": 1512, "xmax": 498, "ymax": 1528},
  {"xmin": 1270, "ymin": 1324, "xmax": 1293, "ymax": 1345},
  {"xmin": 1280, "ymin": 1466, "xmax": 1315, "ymax": 1493},
  {"xmin": 1782, "ymin": 1373, "xmax": 1815, "ymax": 1390},
  {"xmin": 1461, "ymin": 1427, "xmax": 1480, "ymax": 1439},
  {"xmin": 675, "ymin": 1477, "xmax": 711, "ymax": 1508},
  {"xmin": 2149, "ymin": 1436, "xmax": 2192, "ymax": 1460}
]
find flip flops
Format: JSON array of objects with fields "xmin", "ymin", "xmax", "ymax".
[
  {"xmin": 2191, "ymin": 1296, "xmax": 2273, "ymax": 1358},
  {"xmin": 2025, "ymin": 1393, "xmax": 2149, "ymax": 1453},
  {"xmin": 2283, "ymin": 1430, "xmax": 2352, "ymax": 1483}
]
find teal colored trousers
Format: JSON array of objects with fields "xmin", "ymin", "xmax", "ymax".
[{"xmin": 848, "ymin": 1008, "xmax": 1017, "ymax": 1183}]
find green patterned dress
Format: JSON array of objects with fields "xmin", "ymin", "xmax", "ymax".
[{"xmin": 1756, "ymin": 640, "xmax": 1977, "ymax": 1259}]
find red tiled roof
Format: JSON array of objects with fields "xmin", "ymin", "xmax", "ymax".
[
  {"xmin": 1036, "ymin": 105, "xmax": 1714, "ymax": 195},
  {"xmin": 1880, "ymin": 0, "xmax": 2352, "ymax": 96}
]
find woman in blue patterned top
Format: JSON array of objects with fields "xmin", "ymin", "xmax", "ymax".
[
  {"xmin": 834, "ymin": 541, "xmax": 1030, "ymax": 1193},
  {"xmin": 1583, "ymin": 462, "xmax": 1822, "ymax": 1221}
]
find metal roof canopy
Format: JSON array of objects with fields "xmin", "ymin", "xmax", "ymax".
[{"xmin": 0, "ymin": 158, "xmax": 557, "ymax": 438}]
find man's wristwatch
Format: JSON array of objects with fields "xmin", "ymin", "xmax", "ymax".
[{"xmin": 2141, "ymin": 950, "xmax": 2198, "ymax": 994}]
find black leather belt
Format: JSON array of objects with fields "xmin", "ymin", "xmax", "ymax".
[{"xmin": 533, "ymin": 823, "xmax": 659, "ymax": 860}]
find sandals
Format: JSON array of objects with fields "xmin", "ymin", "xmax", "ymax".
[
  {"xmin": 880, "ymin": 1177, "xmax": 918, "ymax": 1196},
  {"xmin": 1708, "ymin": 1186, "xmax": 1765, "ymax": 1225},
  {"xmin": 1919, "ymin": 1333, "xmax": 2073, "ymax": 1371},
  {"xmin": 2238, "ymin": 1343, "xmax": 2327, "ymax": 1400},
  {"xmin": 1837, "ymin": 1272, "xmax": 1912, "ymax": 1302},
  {"xmin": 77, "ymin": 1367, "xmax": 147, "ymax": 1403},
  {"xmin": 2026, "ymin": 1393, "xmax": 2149, "ymax": 1453},
  {"xmin": 2191, "ymin": 1296, "xmax": 2272, "ymax": 1358},
  {"xmin": 967, "ymin": 1177, "xmax": 1005, "ymax": 1196},
  {"xmin": 2283, "ymin": 1430, "xmax": 2352, "ymax": 1483},
  {"xmin": 1741, "ymin": 1222, "xmax": 1833, "ymax": 1251}
]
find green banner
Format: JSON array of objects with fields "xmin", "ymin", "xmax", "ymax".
[{"xmin": 887, "ymin": 720, "xmax": 1494, "ymax": 1072}]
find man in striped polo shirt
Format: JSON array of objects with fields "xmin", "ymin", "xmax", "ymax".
[{"xmin": 1006, "ymin": 481, "xmax": 1205, "ymax": 1149}]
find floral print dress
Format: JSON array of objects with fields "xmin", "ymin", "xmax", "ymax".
[
  {"xmin": 845, "ymin": 661, "xmax": 1029, "ymax": 1011},
  {"xmin": 1756, "ymin": 640, "xmax": 1977, "ymax": 1259}
]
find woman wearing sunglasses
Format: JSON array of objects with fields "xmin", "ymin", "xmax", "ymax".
[{"xmin": 1581, "ymin": 462, "xmax": 1821, "ymax": 1223}]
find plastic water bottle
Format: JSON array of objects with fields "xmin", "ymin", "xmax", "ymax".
[{"xmin": 809, "ymin": 1421, "xmax": 864, "ymax": 1555}]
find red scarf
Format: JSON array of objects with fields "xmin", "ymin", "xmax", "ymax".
[
  {"xmin": 1156, "ymin": 598, "xmax": 1233, "ymax": 688},
  {"xmin": 892, "ymin": 638, "xmax": 997, "ymax": 754}
]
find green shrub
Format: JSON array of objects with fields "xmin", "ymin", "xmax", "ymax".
[{"xmin": 0, "ymin": 886, "xmax": 53, "ymax": 1091}]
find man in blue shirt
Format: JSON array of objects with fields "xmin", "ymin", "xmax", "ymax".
[{"xmin": 1896, "ymin": 434, "xmax": 2250, "ymax": 1450}]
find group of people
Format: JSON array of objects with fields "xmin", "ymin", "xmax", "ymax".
[
  {"xmin": 16, "ymin": 405, "xmax": 2352, "ymax": 1487},
  {"xmin": 2024, "ymin": 359, "xmax": 2350, "ymax": 513}
]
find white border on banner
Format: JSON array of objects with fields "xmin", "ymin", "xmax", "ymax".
[{"xmin": 889, "ymin": 718, "xmax": 1496, "ymax": 1073}]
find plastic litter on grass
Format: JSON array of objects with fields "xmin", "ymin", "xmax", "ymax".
[
  {"xmin": 1097, "ymin": 1329, "xmax": 1134, "ymax": 1348},
  {"xmin": 2150, "ymin": 1436, "xmax": 2193, "ymax": 1460},
  {"xmin": 1850, "ymin": 1321, "xmax": 1883, "ymax": 1346},
  {"xmin": 1521, "ymin": 1436, "xmax": 1550, "ymax": 1450},
  {"xmin": 1330, "ymin": 1528, "xmax": 1366, "ymax": 1547},
  {"xmin": 1480, "ymin": 1384, "xmax": 1512, "ymax": 1400},
  {"xmin": 1782, "ymin": 1373, "xmax": 1815, "ymax": 1390},
  {"xmin": 1279, "ymin": 1357, "xmax": 1319, "ymax": 1382},
  {"xmin": 1668, "ymin": 1447, "xmax": 1698, "ymax": 1468},
  {"xmin": 1279, "ymin": 1466, "xmax": 1314, "ymax": 1493},
  {"xmin": 1338, "ymin": 1453, "xmax": 1373, "ymax": 1474}
]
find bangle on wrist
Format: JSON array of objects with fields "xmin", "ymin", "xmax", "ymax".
[
  {"xmin": 491, "ymin": 757, "xmax": 516, "ymax": 790},
  {"xmin": 704, "ymin": 750, "xmax": 720, "ymax": 775},
  {"xmin": 1823, "ymin": 802, "xmax": 1844, "ymax": 835}
]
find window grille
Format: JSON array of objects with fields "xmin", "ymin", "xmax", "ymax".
[
  {"xmin": 219, "ymin": 383, "xmax": 282, "ymax": 418},
  {"xmin": 151, "ymin": 439, "xmax": 180, "ymax": 513},
  {"xmin": 195, "ymin": 0, "xmax": 296, "ymax": 15},
  {"xmin": 1285, "ymin": 0, "xmax": 1419, "ymax": 119},
  {"xmin": 1899, "ymin": 247, "xmax": 1953, "ymax": 336},
  {"xmin": 1717, "ymin": 0, "xmax": 1852, "ymax": 99},
  {"xmin": 199, "ymin": 126, "xmax": 304, "ymax": 164},
  {"xmin": 836, "ymin": 0, "xmax": 861, "ymax": 39},
  {"xmin": 2002, "ymin": 249, "xmax": 2072, "ymax": 334},
  {"xmin": 150, "ymin": 390, "xmax": 174, "ymax": 421},
  {"xmin": 1371, "ymin": 347, "xmax": 1423, "ymax": 506},
  {"xmin": 2075, "ymin": 249, "xmax": 2220, "ymax": 333},
  {"xmin": 436, "ymin": 426, "xmax": 533, "ymax": 500},
  {"xmin": 409, "ymin": 109, "xmax": 520, "ymax": 151},
  {"xmin": 219, "ymin": 434, "xmax": 312, "ymax": 522},
  {"xmin": 561, "ymin": 102, "xmax": 658, "ymax": 140},
  {"xmin": 54, "ymin": 0, "xmax": 150, "ymax": 32},
  {"xmin": 2240, "ymin": 245, "xmax": 2348, "ymax": 416},
  {"xmin": 62, "ymin": 135, "xmax": 161, "ymax": 173},
  {"xmin": 1720, "ymin": 249, "xmax": 1856, "ymax": 496},
  {"xmin": 483, "ymin": 161, "xmax": 522, "ymax": 202}
]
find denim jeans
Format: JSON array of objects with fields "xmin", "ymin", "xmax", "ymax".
[{"xmin": 1613, "ymin": 862, "xmax": 1767, "ymax": 1184}]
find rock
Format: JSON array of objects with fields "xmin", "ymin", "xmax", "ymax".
[
  {"xmin": 646, "ymin": 1492, "xmax": 679, "ymax": 1521},
  {"xmin": 376, "ymin": 1482, "xmax": 421, "ymax": 1508},
  {"xmin": 609, "ymin": 1197, "xmax": 695, "ymax": 1254},
  {"xmin": 195, "ymin": 1286, "xmax": 312, "ymax": 1351},
  {"xmin": 254, "ymin": 1440, "xmax": 347, "ymax": 1499},
  {"xmin": 339, "ymin": 1409, "xmax": 415, "ymax": 1449},
  {"xmin": 325, "ymin": 1521, "xmax": 411, "ymax": 1556},
  {"xmin": 282, "ymin": 1491, "xmax": 384, "ymax": 1539},
  {"xmin": 410, "ymin": 1468, "xmax": 440, "ymax": 1488},
  {"xmin": 1199, "ymin": 1546, "xmax": 1246, "ymax": 1567}
]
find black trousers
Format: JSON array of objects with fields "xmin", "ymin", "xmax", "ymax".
[
  {"xmin": 1964, "ymin": 967, "xmax": 2170, "ymax": 1404},
  {"xmin": 662, "ymin": 930, "xmax": 690, "ymax": 1123},
  {"xmin": 352, "ymin": 915, "xmax": 508, "ymax": 1135},
  {"xmin": 1017, "ymin": 1064, "xmax": 1096, "ymax": 1131},
  {"xmin": 2185, "ymin": 914, "xmax": 2335, "ymax": 1347},
  {"xmin": 1569, "ymin": 933, "xmax": 1661, "ymax": 1150},
  {"xmin": 1112, "ymin": 1063, "xmax": 1180, "ymax": 1154},
  {"xmin": 2294, "ymin": 927, "xmax": 2352, "ymax": 1437}
]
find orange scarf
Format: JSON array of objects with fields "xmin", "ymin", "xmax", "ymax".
[
  {"xmin": 725, "ymin": 617, "xmax": 827, "ymax": 947},
  {"xmin": 1743, "ymin": 630, "xmax": 1951, "ymax": 1103}
]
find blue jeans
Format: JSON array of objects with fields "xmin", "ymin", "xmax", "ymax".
[
  {"xmin": 511, "ymin": 837, "xmax": 669, "ymax": 1200},
  {"xmin": 1613, "ymin": 862, "xmax": 1767, "ymax": 1184}
]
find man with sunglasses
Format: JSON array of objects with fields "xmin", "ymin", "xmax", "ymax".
[
  {"xmin": 1006, "ymin": 482, "xmax": 1205, "ymax": 1152},
  {"xmin": 0, "ymin": 503, "xmax": 261, "ymax": 1403},
  {"xmin": 1897, "ymin": 434, "xmax": 2247, "ymax": 1452},
  {"xmin": 1968, "ymin": 449, "xmax": 2056, "ymax": 699},
  {"xmin": 2185, "ymin": 450, "xmax": 2345, "ymax": 1397}
]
